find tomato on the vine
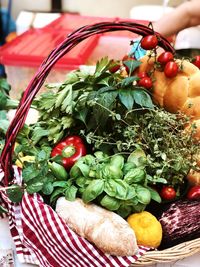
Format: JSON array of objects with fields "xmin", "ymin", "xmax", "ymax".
[
  {"xmin": 192, "ymin": 55, "xmax": 200, "ymax": 68},
  {"xmin": 157, "ymin": 52, "xmax": 174, "ymax": 65},
  {"xmin": 164, "ymin": 61, "xmax": 178, "ymax": 78},
  {"xmin": 138, "ymin": 77, "xmax": 153, "ymax": 89},
  {"xmin": 109, "ymin": 64, "xmax": 121, "ymax": 73},
  {"xmin": 137, "ymin": 72, "xmax": 148, "ymax": 79},
  {"xmin": 140, "ymin": 35, "xmax": 158, "ymax": 50},
  {"xmin": 160, "ymin": 186, "xmax": 176, "ymax": 201}
]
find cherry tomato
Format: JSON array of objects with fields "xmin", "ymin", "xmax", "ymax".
[
  {"xmin": 138, "ymin": 77, "xmax": 153, "ymax": 89},
  {"xmin": 192, "ymin": 55, "xmax": 200, "ymax": 68},
  {"xmin": 140, "ymin": 35, "xmax": 158, "ymax": 50},
  {"xmin": 109, "ymin": 64, "xmax": 121, "ymax": 73},
  {"xmin": 187, "ymin": 185, "xmax": 200, "ymax": 200},
  {"xmin": 164, "ymin": 61, "xmax": 179, "ymax": 78},
  {"xmin": 137, "ymin": 72, "xmax": 148, "ymax": 79},
  {"xmin": 157, "ymin": 52, "xmax": 174, "ymax": 65},
  {"xmin": 160, "ymin": 186, "xmax": 176, "ymax": 200}
]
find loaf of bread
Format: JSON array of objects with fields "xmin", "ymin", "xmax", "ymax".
[
  {"xmin": 56, "ymin": 197, "xmax": 138, "ymax": 256},
  {"xmin": 138, "ymin": 55, "xmax": 200, "ymax": 121}
]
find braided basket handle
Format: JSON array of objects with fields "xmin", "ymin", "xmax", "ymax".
[{"xmin": 0, "ymin": 21, "xmax": 175, "ymax": 186}]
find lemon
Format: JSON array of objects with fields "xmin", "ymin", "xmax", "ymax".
[{"xmin": 127, "ymin": 211, "xmax": 162, "ymax": 248}]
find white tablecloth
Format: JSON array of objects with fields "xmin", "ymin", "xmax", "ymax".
[{"xmin": 1, "ymin": 217, "xmax": 200, "ymax": 267}]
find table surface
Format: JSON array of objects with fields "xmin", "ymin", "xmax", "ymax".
[{"xmin": 1, "ymin": 217, "xmax": 200, "ymax": 267}]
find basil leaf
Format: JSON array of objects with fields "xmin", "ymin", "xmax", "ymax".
[
  {"xmin": 104, "ymin": 179, "xmax": 129, "ymax": 200},
  {"xmin": 117, "ymin": 204, "xmax": 132, "ymax": 218},
  {"xmin": 26, "ymin": 182, "xmax": 44, "ymax": 194},
  {"xmin": 42, "ymin": 182, "xmax": 54, "ymax": 195},
  {"xmin": 100, "ymin": 195, "xmax": 121, "ymax": 211},
  {"xmin": 124, "ymin": 168, "xmax": 146, "ymax": 184},
  {"xmin": 82, "ymin": 179, "xmax": 104, "ymax": 203},
  {"xmin": 147, "ymin": 186, "xmax": 162, "ymax": 203},
  {"xmin": 50, "ymin": 188, "xmax": 65, "ymax": 203},
  {"xmin": 136, "ymin": 185, "xmax": 151, "ymax": 204},
  {"xmin": 65, "ymin": 185, "xmax": 77, "ymax": 201}
]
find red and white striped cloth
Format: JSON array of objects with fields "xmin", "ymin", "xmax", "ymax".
[{"xmin": 0, "ymin": 167, "xmax": 149, "ymax": 267}]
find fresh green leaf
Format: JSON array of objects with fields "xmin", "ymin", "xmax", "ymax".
[
  {"xmin": 132, "ymin": 89, "xmax": 154, "ymax": 108},
  {"xmin": 61, "ymin": 85, "xmax": 73, "ymax": 114},
  {"xmin": 22, "ymin": 166, "xmax": 40, "ymax": 183},
  {"xmin": 37, "ymin": 150, "xmax": 47, "ymax": 162},
  {"xmin": 100, "ymin": 195, "xmax": 121, "ymax": 211},
  {"xmin": 42, "ymin": 182, "xmax": 54, "ymax": 195},
  {"xmin": 0, "ymin": 93, "xmax": 7, "ymax": 109},
  {"xmin": 122, "ymin": 60, "xmax": 141, "ymax": 74},
  {"xmin": 104, "ymin": 179, "xmax": 129, "ymax": 200},
  {"xmin": 65, "ymin": 185, "xmax": 77, "ymax": 201},
  {"xmin": 118, "ymin": 90, "xmax": 134, "ymax": 110},
  {"xmin": 0, "ymin": 78, "xmax": 11, "ymax": 92},
  {"xmin": 120, "ymin": 76, "xmax": 138, "ymax": 88},
  {"xmin": 94, "ymin": 91, "xmax": 118, "ymax": 127},
  {"xmin": 117, "ymin": 204, "xmax": 132, "ymax": 218},
  {"xmin": 147, "ymin": 186, "xmax": 162, "ymax": 203},
  {"xmin": 26, "ymin": 182, "xmax": 44, "ymax": 194},
  {"xmin": 136, "ymin": 185, "xmax": 151, "ymax": 204},
  {"xmin": 31, "ymin": 126, "xmax": 49, "ymax": 144},
  {"xmin": 82, "ymin": 179, "xmax": 104, "ymax": 203},
  {"xmin": 53, "ymin": 181, "xmax": 69, "ymax": 188},
  {"xmin": 95, "ymin": 57, "xmax": 110, "ymax": 75},
  {"xmin": 7, "ymin": 185, "xmax": 24, "ymax": 203},
  {"xmin": 50, "ymin": 188, "xmax": 65, "ymax": 203}
]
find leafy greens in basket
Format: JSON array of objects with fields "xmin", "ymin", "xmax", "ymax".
[{"xmin": 8, "ymin": 57, "xmax": 199, "ymax": 214}]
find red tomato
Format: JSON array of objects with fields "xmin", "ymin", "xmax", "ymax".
[
  {"xmin": 187, "ymin": 185, "xmax": 200, "ymax": 200},
  {"xmin": 137, "ymin": 72, "xmax": 148, "ymax": 78},
  {"xmin": 109, "ymin": 64, "xmax": 121, "ymax": 73},
  {"xmin": 164, "ymin": 61, "xmax": 179, "ymax": 78},
  {"xmin": 157, "ymin": 52, "xmax": 174, "ymax": 65},
  {"xmin": 138, "ymin": 77, "xmax": 153, "ymax": 89},
  {"xmin": 192, "ymin": 55, "xmax": 200, "ymax": 68},
  {"xmin": 140, "ymin": 35, "xmax": 158, "ymax": 50},
  {"xmin": 160, "ymin": 186, "xmax": 176, "ymax": 200}
]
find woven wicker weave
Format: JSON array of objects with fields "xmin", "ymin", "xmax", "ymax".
[{"xmin": 1, "ymin": 21, "xmax": 200, "ymax": 266}]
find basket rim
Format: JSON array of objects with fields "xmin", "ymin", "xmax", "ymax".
[{"xmin": 131, "ymin": 237, "xmax": 200, "ymax": 266}]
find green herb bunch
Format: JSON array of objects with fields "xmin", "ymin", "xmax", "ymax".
[
  {"xmin": 2, "ymin": 57, "xmax": 199, "ymax": 211},
  {"xmin": 50, "ymin": 150, "xmax": 162, "ymax": 218}
]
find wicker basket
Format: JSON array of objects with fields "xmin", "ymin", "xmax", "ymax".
[{"xmin": 1, "ymin": 21, "xmax": 200, "ymax": 266}]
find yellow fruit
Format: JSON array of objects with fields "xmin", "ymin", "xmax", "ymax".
[
  {"xmin": 127, "ymin": 211, "xmax": 162, "ymax": 248},
  {"xmin": 15, "ymin": 156, "xmax": 35, "ymax": 168}
]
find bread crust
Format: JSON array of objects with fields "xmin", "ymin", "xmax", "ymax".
[{"xmin": 56, "ymin": 197, "xmax": 138, "ymax": 256}]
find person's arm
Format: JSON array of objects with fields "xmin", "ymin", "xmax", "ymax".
[{"xmin": 153, "ymin": 0, "xmax": 200, "ymax": 37}]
